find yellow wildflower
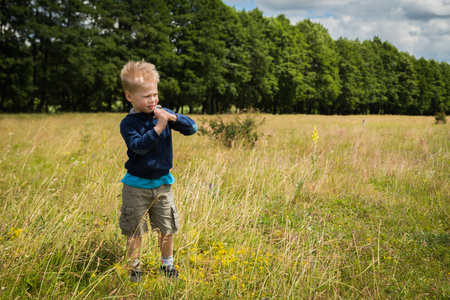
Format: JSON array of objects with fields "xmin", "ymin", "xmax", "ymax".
[{"xmin": 311, "ymin": 126, "xmax": 319, "ymax": 144}]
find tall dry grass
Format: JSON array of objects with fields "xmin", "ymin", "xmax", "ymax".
[{"xmin": 0, "ymin": 113, "xmax": 448, "ymax": 299}]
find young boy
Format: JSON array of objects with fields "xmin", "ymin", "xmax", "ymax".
[{"xmin": 119, "ymin": 60, "xmax": 197, "ymax": 282}]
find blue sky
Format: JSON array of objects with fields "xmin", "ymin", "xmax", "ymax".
[{"xmin": 222, "ymin": 0, "xmax": 450, "ymax": 63}]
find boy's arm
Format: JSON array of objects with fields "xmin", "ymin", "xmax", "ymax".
[
  {"xmin": 120, "ymin": 119, "xmax": 160, "ymax": 155},
  {"xmin": 169, "ymin": 113, "xmax": 197, "ymax": 135},
  {"xmin": 158, "ymin": 108, "xmax": 197, "ymax": 136}
]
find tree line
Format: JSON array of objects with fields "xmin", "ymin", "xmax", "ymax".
[{"xmin": 1, "ymin": 0, "xmax": 449, "ymax": 115}]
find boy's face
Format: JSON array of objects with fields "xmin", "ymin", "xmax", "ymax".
[{"xmin": 125, "ymin": 80, "xmax": 159, "ymax": 113}]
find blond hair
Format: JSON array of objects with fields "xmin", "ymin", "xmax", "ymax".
[{"xmin": 120, "ymin": 60, "xmax": 160, "ymax": 93}]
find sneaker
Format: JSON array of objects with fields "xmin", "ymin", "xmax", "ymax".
[
  {"xmin": 130, "ymin": 269, "xmax": 142, "ymax": 283},
  {"xmin": 160, "ymin": 264, "xmax": 180, "ymax": 280}
]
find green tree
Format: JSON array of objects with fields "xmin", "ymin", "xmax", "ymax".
[
  {"xmin": 297, "ymin": 20, "xmax": 340, "ymax": 114},
  {"xmin": 242, "ymin": 9, "xmax": 277, "ymax": 113},
  {"xmin": 360, "ymin": 38, "xmax": 388, "ymax": 114},
  {"xmin": 169, "ymin": 0, "xmax": 234, "ymax": 114},
  {"xmin": 221, "ymin": 9, "xmax": 252, "ymax": 113},
  {"xmin": 396, "ymin": 52, "xmax": 419, "ymax": 114},
  {"xmin": 428, "ymin": 60, "xmax": 447, "ymax": 114},
  {"xmin": 0, "ymin": 0, "xmax": 34, "ymax": 112},
  {"xmin": 414, "ymin": 58, "xmax": 434, "ymax": 114},
  {"xmin": 335, "ymin": 38, "xmax": 366, "ymax": 114},
  {"xmin": 267, "ymin": 15, "xmax": 307, "ymax": 114},
  {"xmin": 379, "ymin": 40, "xmax": 400, "ymax": 114},
  {"xmin": 90, "ymin": 0, "xmax": 132, "ymax": 112},
  {"xmin": 438, "ymin": 62, "xmax": 450, "ymax": 114}
]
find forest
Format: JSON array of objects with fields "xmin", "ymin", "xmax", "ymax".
[{"xmin": 1, "ymin": 0, "xmax": 450, "ymax": 115}]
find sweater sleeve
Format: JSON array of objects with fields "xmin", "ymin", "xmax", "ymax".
[
  {"xmin": 170, "ymin": 113, "xmax": 198, "ymax": 136},
  {"xmin": 120, "ymin": 118, "xmax": 160, "ymax": 155}
]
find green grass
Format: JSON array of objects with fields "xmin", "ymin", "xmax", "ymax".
[{"xmin": 0, "ymin": 113, "xmax": 449, "ymax": 299}]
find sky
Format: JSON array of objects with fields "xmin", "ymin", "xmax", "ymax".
[{"xmin": 222, "ymin": 0, "xmax": 450, "ymax": 63}]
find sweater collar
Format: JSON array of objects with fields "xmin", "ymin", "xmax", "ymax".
[{"xmin": 129, "ymin": 108, "xmax": 155, "ymax": 118}]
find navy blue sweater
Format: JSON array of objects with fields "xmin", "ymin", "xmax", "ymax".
[{"xmin": 120, "ymin": 108, "xmax": 197, "ymax": 179}]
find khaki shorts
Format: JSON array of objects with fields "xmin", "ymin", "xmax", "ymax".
[{"xmin": 119, "ymin": 184, "xmax": 179, "ymax": 237}]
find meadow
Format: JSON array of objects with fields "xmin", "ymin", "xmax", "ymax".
[{"xmin": 0, "ymin": 113, "xmax": 448, "ymax": 299}]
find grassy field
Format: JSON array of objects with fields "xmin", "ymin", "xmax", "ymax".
[{"xmin": 0, "ymin": 113, "xmax": 448, "ymax": 299}]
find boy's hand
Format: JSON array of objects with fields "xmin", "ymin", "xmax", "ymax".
[
  {"xmin": 154, "ymin": 107, "xmax": 177, "ymax": 122},
  {"xmin": 153, "ymin": 107, "xmax": 171, "ymax": 122},
  {"xmin": 153, "ymin": 108, "xmax": 177, "ymax": 135}
]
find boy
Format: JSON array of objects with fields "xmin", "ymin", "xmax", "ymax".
[{"xmin": 119, "ymin": 60, "xmax": 197, "ymax": 282}]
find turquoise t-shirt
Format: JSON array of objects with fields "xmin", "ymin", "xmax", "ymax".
[{"xmin": 121, "ymin": 172, "xmax": 175, "ymax": 189}]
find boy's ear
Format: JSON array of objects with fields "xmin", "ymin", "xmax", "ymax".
[{"xmin": 125, "ymin": 91, "xmax": 133, "ymax": 103}]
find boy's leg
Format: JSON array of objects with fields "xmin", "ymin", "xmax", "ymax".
[
  {"xmin": 127, "ymin": 236, "xmax": 142, "ymax": 261},
  {"xmin": 149, "ymin": 184, "xmax": 177, "ymax": 262},
  {"xmin": 120, "ymin": 184, "xmax": 152, "ymax": 282},
  {"xmin": 159, "ymin": 233, "xmax": 180, "ymax": 279},
  {"xmin": 149, "ymin": 184, "xmax": 180, "ymax": 279},
  {"xmin": 159, "ymin": 233, "xmax": 173, "ymax": 257},
  {"xmin": 159, "ymin": 233, "xmax": 174, "ymax": 266},
  {"xmin": 127, "ymin": 236, "xmax": 143, "ymax": 282}
]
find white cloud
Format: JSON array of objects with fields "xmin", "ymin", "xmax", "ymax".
[
  {"xmin": 224, "ymin": 0, "xmax": 450, "ymax": 62},
  {"xmin": 257, "ymin": 0, "xmax": 354, "ymax": 11},
  {"xmin": 400, "ymin": 0, "xmax": 450, "ymax": 19}
]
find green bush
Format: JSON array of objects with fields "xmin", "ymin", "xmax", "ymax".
[
  {"xmin": 435, "ymin": 112, "xmax": 447, "ymax": 124},
  {"xmin": 199, "ymin": 115, "xmax": 264, "ymax": 147}
]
